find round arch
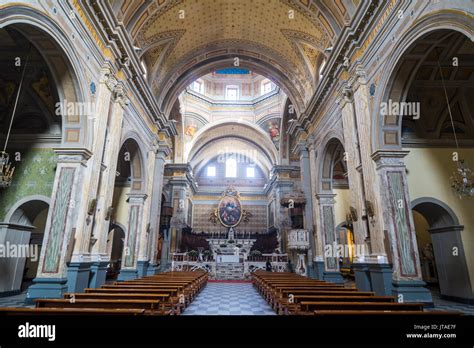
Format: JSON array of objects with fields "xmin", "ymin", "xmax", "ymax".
[
  {"xmin": 186, "ymin": 120, "xmax": 279, "ymax": 166},
  {"xmin": 411, "ymin": 197, "xmax": 460, "ymax": 228},
  {"xmin": 372, "ymin": 10, "xmax": 474, "ymax": 152},
  {"xmin": 118, "ymin": 136, "xmax": 146, "ymax": 193},
  {"xmin": 0, "ymin": 5, "xmax": 91, "ymax": 148},
  {"xmin": 159, "ymin": 54, "xmax": 306, "ymax": 118},
  {"xmin": 318, "ymin": 136, "xmax": 346, "ymax": 193},
  {"xmin": 5, "ymin": 195, "xmax": 50, "ymax": 225},
  {"xmin": 191, "ymin": 138, "xmax": 273, "ymax": 176},
  {"xmin": 411, "ymin": 197, "xmax": 472, "ymax": 301}
]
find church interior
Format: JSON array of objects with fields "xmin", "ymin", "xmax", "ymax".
[{"xmin": 0, "ymin": 0, "xmax": 473, "ymax": 343}]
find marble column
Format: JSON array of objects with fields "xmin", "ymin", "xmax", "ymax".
[
  {"xmin": 146, "ymin": 141, "xmax": 171, "ymax": 275},
  {"xmin": 372, "ymin": 151, "xmax": 432, "ymax": 302},
  {"xmin": 26, "ymin": 148, "xmax": 92, "ymax": 301},
  {"xmin": 316, "ymin": 193, "xmax": 344, "ymax": 283},
  {"xmin": 66, "ymin": 65, "xmax": 117, "ymax": 293},
  {"xmin": 135, "ymin": 150, "xmax": 157, "ymax": 278},
  {"xmin": 163, "ymin": 164, "xmax": 191, "ymax": 266},
  {"xmin": 88, "ymin": 83, "xmax": 127, "ymax": 288},
  {"xmin": 347, "ymin": 68, "xmax": 430, "ymax": 301},
  {"xmin": 308, "ymin": 143, "xmax": 325, "ymax": 279},
  {"xmin": 271, "ymin": 165, "xmax": 295, "ymax": 254},
  {"xmin": 332, "ymin": 71, "xmax": 394, "ymax": 296},
  {"xmin": 339, "ymin": 87, "xmax": 372, "ymax": 291},
  {"xmin": 117, "ymin": 193, "xmax": 147, "ymax": 280},
  {"xmin": 294, "ymin": 142, "xmax": 315, "ymax": 277}
]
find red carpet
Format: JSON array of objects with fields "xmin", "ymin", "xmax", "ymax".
[{"xmin": 208, "ymin": 279, "xmax": 252, "ymax": 283}]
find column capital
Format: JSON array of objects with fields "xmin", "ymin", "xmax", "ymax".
[
  {"xmin": 112, "ymin": 82, "xmax": 130, "ymax": 108},
  {"xmin": 355, "ymin": 65, "xmax": 368, "ymax": 86},
  {"xmin": 100, "ymin": 65, "xmax": 118, "ymax": 92},
  {"xmin": 293, "ymin": 141, "xmax": 309, "ymax": 159},
  {"xmin": 151, "ymin": 138, "xmax": 172, "ymax": 159},
  {"xmin": 53, "ymin": 147, "xmax": 93, "ymax": 165},
  {"xmin": 371, "ymin": 150, "xmax": 409, "ymax": 169},
  {"xmin": 336, "ymin": 83, "xmax": 354, "ymax": 109},
  {"xmin": 127, "ymin": 193, "xmax": 148, "ymax": 204},
  {"xmin": 316, "ymin": 193, "xmax": 336, "ymax": 205},
  {"xmin": 306, "ymin": 134, "xmax": 317, "ymax": 151}
]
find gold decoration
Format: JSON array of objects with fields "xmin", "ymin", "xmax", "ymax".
[
  {"xmin": 242, "ymin": 210, "xmax": 252, "ymax": 223},
  {"xmin": 208, "ymin": 208, "xmax": 218, "ymax": 224}
]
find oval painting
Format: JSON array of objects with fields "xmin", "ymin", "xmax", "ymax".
[{"xmin": 218, "ymin": 195, "xmax": 242, "ymax": 227}]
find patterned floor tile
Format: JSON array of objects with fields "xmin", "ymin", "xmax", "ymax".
[{"xmin": 182, "ymin": 282, "xmax": 276, "ymax": 315}]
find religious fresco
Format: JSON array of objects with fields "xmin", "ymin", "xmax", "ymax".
[
  {"xmin": 259, "ymin": 117, "xmax": 281, "ymax": 149},
  {"xmin": 184, "ymin": 116, "xmax": 205, "ymax": 142},
  {"xmin": 218, "ymin": 193, "xmax": 242, "ymax": 228}
]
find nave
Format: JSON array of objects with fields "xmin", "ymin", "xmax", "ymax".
[
  {"xmin": 0, "ymin": 4, "xmax": 473, "ymax": 346},
  {"xmin": 0, "ymin": 270, "xmax": 473, "ymax": 316}
]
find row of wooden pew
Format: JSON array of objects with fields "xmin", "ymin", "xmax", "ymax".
[
  {"xmin": 0, "ymin": 271, "xmax": 207, "ymax": 316},
  {"xmin": 252, "ymin": 271, "xmax": 461, "ymax": 316}
]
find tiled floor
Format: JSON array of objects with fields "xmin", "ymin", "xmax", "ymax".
[{"xmin": 182, "ymin": 282, "xmax": 275, "ymax": 315}]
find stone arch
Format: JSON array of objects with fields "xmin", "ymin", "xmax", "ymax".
[
  {"xmin": 5, "ymin": 195, "xmax": 50, "ymax": 225},
  {"xmin": 119, "ymin": 135, "xmax": 147, "ymax": 193},
  {"xmin": 318, "ymin": 136, "xmax": 346, "ymax": 193},
  {"xmin": 411, "ymin": 197, "xmax": 472, "ymax": 301},
  {"xmin": 186, "ymin": 120, "xmax": 279, "ymax": 167},
  {"xmin": 106, "ymin": 222, "xmax": 126, "ymax": 279},
  {"xmin": 373, "ymin": 11, "xmax": 474, "ymax": 152},
  {"xmin": 0, "ymin": 5, "xmax": 91, "ymax": 148},
  {"xmin": 3, "ymin": 195, "xmax": 50, "ymax": 292},
  {"xmin": 160, "ymin": 55, "xmax": 306, "ymax": 118}
]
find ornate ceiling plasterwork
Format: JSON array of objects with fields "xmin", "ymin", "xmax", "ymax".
[{"xmin": 120, "ymin": 0, "xmax": 350, "ymax": 115}]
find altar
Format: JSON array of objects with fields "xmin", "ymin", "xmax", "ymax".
[{"xmin": 217, "ymin": 254, "xmax": 240, "ymax": 263}]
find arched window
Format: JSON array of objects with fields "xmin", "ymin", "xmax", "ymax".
[{"xmin": 225, "ymin": 158, "xmax": 237, "ymax": 177}]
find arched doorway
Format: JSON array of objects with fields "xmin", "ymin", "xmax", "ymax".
[
  {"xmin": 412, "ymin": 197, "xmax": 472, "ymax": 302},
  {"xmin": 1, "ymin": 7, "xmax": 91, "ymax": 300},
  {"xmin": 111, "ymin": 137, "xmax": 146, "ymax": 280},
  {"xmin": 316, "ymin": 136, "xmax": 350, "ymax": 283},
  {"xmin": 374, "ymin": 23, "xmax": 474, "ymax": 302},
  {"xmin": 105, "ymin": 224, "xmax": 125, "ymax": 280},
  {"xmin": 2, "ymin": 197, "xmax": 49, "ymax": 293}
]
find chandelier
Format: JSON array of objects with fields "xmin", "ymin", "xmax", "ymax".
[
  {"xmin": 0, "ymin": 151, "xmax": 14, "ymax": 188},
  {"xmin": 1, "ymin": 47, "xmax": 31, "ymax": 188},
  {"xmin": 451, "ymin": 160, "xmax": 474, "ymax": 198},
  {"xmin": 437, "ymin": 59, "xmax": 474, "ymax": 198}
]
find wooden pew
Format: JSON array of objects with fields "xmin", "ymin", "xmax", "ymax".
[
  {"xmin": 299, "ymin": 301, "xmax": 424, "ymax": 314},
  {"xmin": 0, "ymin": 271, "xmax": 206, "ymax": 316},
  {"xmin": 0, "ymin": 307, "xmax": 145, "ymax": 316},
  {"xmin": 313, "ymin": 310, "xmax": 463, "ymax": 316},
  {"xmin": 85, "ymin": 287, "xmax": 180, "ymax": 297},
  {"xmin": 277, "ymin": 295, "xmax": 394, "ymax": 314},
  {"xmin": 102, "ymin": 284, "xmax": 192, "ymax": 303},
  {"xmin": 35, "ymin": 298, "xmax": 170, "ymax": 315},
  {"xmin": 63, "ymin": 292, "xmax": 180, "ymax": 314}
]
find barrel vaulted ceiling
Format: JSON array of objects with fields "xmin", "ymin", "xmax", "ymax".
[{"xmin": 110, "ymin": 0, "xmax": 358, "ymax": 115}]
